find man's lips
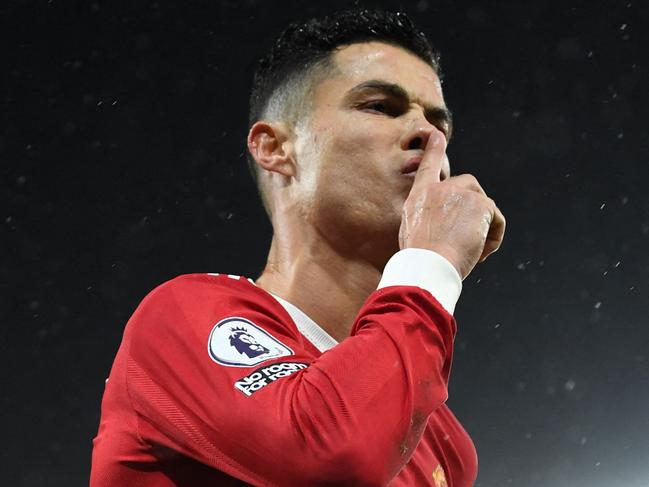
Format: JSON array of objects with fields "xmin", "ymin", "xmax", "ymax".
[{"xmin": 401, "ymin": 156, "xmax": 423, "ymax": 175}]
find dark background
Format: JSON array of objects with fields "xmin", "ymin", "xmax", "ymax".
[{"xmin": 2, "ymin": 0, "xmax": 648, "ymax": 485}]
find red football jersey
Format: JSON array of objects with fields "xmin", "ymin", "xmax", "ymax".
[{"xmin": 91, "ymin": 250, "xmax": 478, "ymax": 486}]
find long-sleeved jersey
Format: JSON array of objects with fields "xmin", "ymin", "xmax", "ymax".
[{"xmin": 91, "ymin": 249, "xmax": 478, "ymax": 486}]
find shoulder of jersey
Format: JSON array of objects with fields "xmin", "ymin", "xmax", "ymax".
[
  {"xmin": 128, "ymin": 273, "xmax": 266, "ymax": 337},
  {"xmin": 156, "ymin": 274, "xmax": 297, "ymax": 368},
  {"xmin": 156, "ymin": 272, "xmax": 254, "ymax": 290},
  {"xmin": 136, "ymin": 273, "xmax": 256, "ymax": 309}
]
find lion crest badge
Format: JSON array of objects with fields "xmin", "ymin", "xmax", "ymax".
[{"xmin": 208, "ymin": 317, "xmax": 293, "ymax": 367}]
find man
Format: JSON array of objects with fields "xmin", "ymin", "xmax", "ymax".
[{"xmin": 91, "ymin": 9, "xmax": 505, "ymax": 487}]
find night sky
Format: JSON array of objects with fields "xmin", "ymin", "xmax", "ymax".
[{"xmin": 3, "ymin": 1, "xmax": 649, "ymax": 486}]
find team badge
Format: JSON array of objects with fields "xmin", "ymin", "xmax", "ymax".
[
  {"xmin": 208, "ymin": 317, "xmax": 293, "ymax": 367},
  {"xmin": 432, "ymin": 464, "xmax": 448, "ymax": 487}
]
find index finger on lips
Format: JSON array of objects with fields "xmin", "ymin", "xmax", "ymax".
[{"xmin": 410, "ymin": 131, "xmax": 447, "ymax": 193}]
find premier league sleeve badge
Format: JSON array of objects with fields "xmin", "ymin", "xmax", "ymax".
[{"xmin": 208, "ymin": 317, "xmax": 294, "ymax": 367}]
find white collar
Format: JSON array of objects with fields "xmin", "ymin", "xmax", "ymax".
[
  {"xmin": 236, "ymin": 276, "xmax": 337, "ymax": 352},
  {"xmin": 269, "ymin": 292, "xmax": 338, "ymax": 353}
]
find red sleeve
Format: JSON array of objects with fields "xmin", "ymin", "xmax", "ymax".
[{"xmin": 125, "ymin": 274, "xmax": 456, "ymax": 486}]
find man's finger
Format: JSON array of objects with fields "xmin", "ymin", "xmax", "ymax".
[
  {"xmin": 410, "ymin": 131, "xmax": 447, "ymax": 193},
  {"xmin": 446, "ymin": 173, "xmax": 487, "ymax": 196},
  {"xmin": 479, "ymin": 204, "xmax": 506, "ymax": 262}
]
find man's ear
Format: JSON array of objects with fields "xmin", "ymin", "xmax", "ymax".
[{"xmin": 247, "ymin": 121, "xmax": 296, "ymax": 178}]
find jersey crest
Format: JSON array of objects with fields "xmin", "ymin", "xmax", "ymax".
[
  {"xmin": 208, "ymin": 317, "xmax": 293, "ymax": 367},
  {"xmin": 432, "ymin": 464, "xmax": 448, "ymax": 487}
]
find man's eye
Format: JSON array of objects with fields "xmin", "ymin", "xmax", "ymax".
[{"xmin": 363, "ymin": 101, "xmax": 391, "ymax": 114}]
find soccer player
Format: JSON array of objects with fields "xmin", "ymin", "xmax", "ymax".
[{"xmin": 91, "ymin": 9, "xmax": 505, "ymax": 487}]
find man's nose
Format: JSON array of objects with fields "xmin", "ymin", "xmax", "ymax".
[
  {"xmin": 400, "ymin": 120, "xmax": 445, "ymax": 152},
  {"xmin": 400, "ymin": 118, "xmax": 450, "ymax": 181}
]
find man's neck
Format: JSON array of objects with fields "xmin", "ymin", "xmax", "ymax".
[{"xmin": 254, "ymin": 231, "xmax": 388, "ymax": 343}]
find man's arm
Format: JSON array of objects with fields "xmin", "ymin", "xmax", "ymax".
[{"xmin": 124, "ymin": 267, "xmax": 458, "ymax": 486}]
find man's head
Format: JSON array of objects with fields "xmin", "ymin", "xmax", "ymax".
[
  {"xmin": 248, "ymin": 10, "xmax": 441, "ymax": 134},
  {"xmin": 247, "ymin": 9, "xmax": 452, "ymax": 265}
]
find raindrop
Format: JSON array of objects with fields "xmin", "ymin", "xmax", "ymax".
[
  {"xmin": 564, "ymin": 379, "xmax": 576, "ymax": 391},
  {"xmin": 594, "ymin": 301, "xmax": 602, "ymax": 309}
]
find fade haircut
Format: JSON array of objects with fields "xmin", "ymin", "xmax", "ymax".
[{"xmin": 247, "ymin": 9, "xmax": 442, "ymax": 211}]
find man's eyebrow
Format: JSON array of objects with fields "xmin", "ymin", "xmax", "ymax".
[
  {"xmin": 347, "ymin": 79, "xmax": 454, "ymax": 138},
  {"xmin": 348, "ymin": 79, "xmax": 410, "ymax": 100}
]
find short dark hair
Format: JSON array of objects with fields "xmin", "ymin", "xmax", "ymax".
[{"xmin": 246, "ymin": 8, "xmax": 442, "ymax": 200}]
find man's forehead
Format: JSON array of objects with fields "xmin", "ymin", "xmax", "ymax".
[{"xmin": 331, "ymin": 41, "xmax": 443, "ymax": 102}]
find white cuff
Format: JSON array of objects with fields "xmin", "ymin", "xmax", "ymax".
[{"xmin": 378, "ymin": 248, "xmax": 462, "ymax": 315}]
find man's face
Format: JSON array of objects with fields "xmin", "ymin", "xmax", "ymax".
[{"xmin": 291, "ymin": 42, "xmax": 452, "ymax": 261}]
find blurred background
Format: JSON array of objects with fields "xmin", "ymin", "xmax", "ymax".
[{"xmin": 2, "ymin": 0, "xmax": 648, "ymax": 485}]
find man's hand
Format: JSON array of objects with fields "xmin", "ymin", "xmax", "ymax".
[{"xmin": 399, "ymin": 131, "xmax": 506, "ymax": 280}]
